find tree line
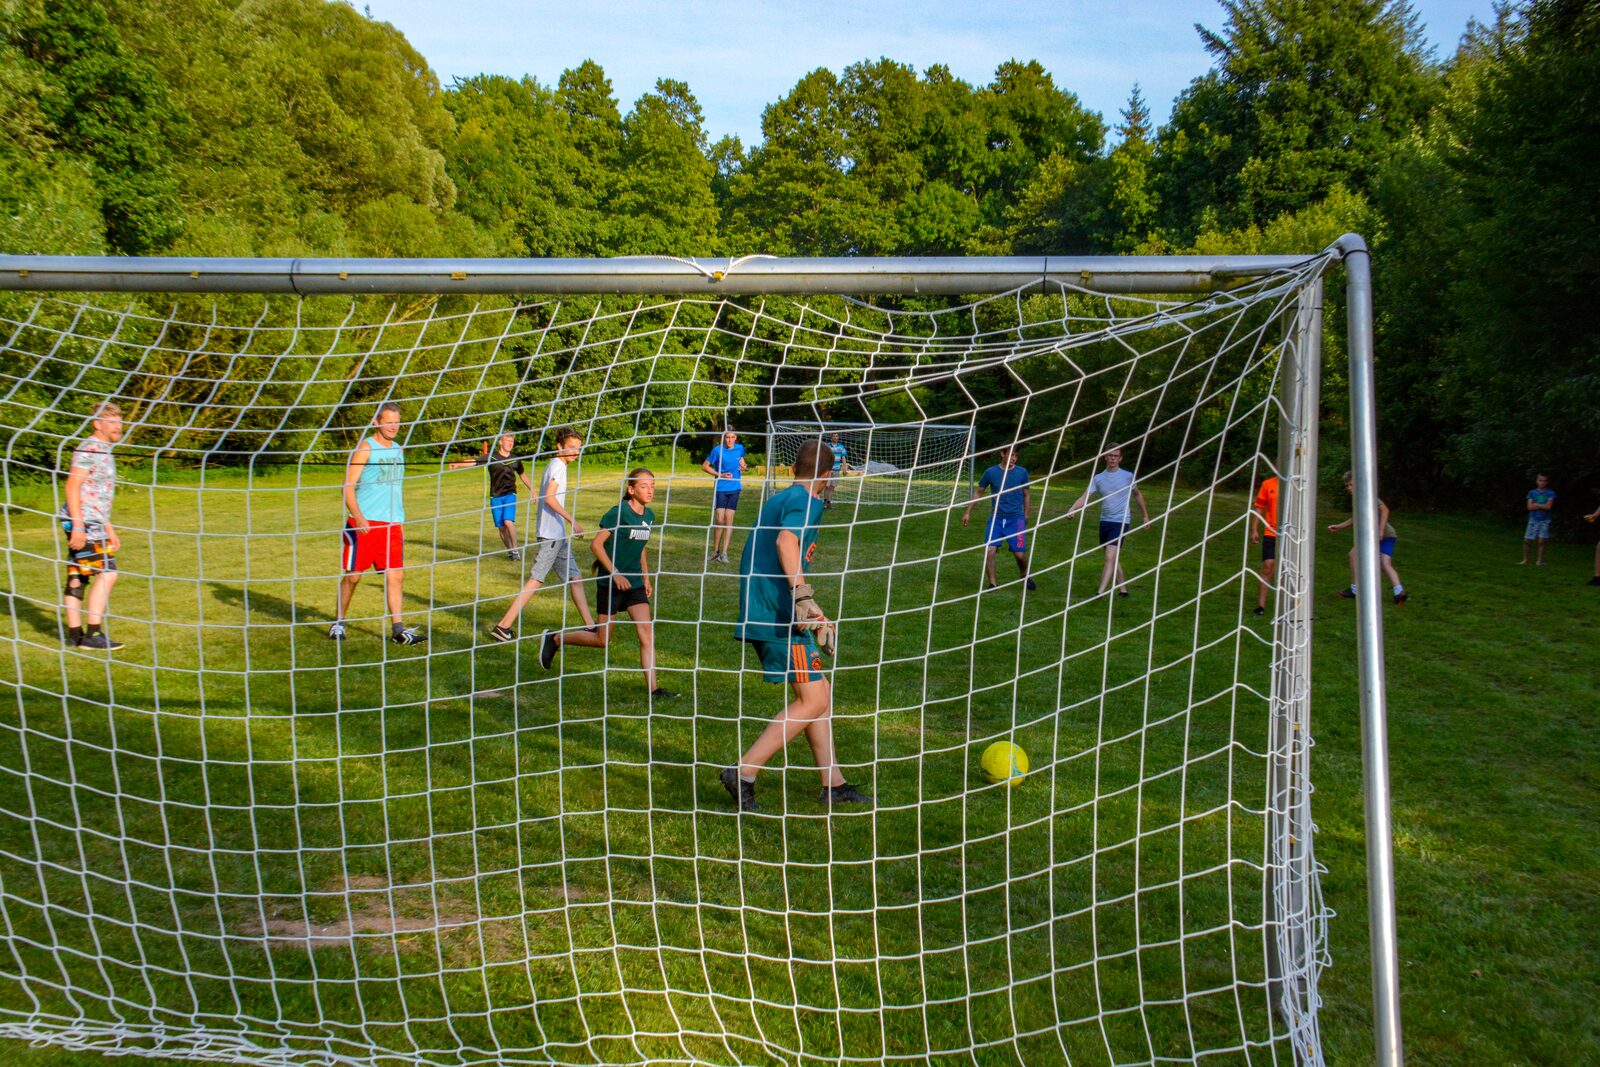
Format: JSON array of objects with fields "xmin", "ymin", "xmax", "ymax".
[{"xmin": 0, "ymin": 0, "xmax": 1594, "ymax": 513}]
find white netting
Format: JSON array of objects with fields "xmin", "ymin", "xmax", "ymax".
[
  {"xmin": 766, "ymin": 421, "xmax": 973, "ymax": 508},
  {"xmin": 0, "ymin": 261, "xmax": 1333, "ymax": 1067}
]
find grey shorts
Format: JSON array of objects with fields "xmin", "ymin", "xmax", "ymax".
[{"xmin": 531, "ymin": 537, "xmax": 581, "ymax": 583}]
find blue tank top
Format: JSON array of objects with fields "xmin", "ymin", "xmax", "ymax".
[{"xmin": 354, "ymin": 436, "xmax": 404, "ymax": 523}]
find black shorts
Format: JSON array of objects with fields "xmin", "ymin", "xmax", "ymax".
[
  {"xmin": 596, "ymin": 578, "xmax": 650, "ymax": 616},
  {"xmin": 61, "ymin": 519, "xmax": 116, "ymax": 580},
  {"xmin": 1261, "ymin": 536, "xmax": 1277, "ymax": 562},
  {"xmin": 1098, "ymin": 520, "xmax": 1129, "ymax": 546}
]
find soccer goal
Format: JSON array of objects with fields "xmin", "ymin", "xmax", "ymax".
[
  {"xmin": 766, "ymin": 420, "xmax": 974, "ymax": 508},
  {"xmin": 0, "ymin": 246, "xmax": 1400, "ymax": 1067}
]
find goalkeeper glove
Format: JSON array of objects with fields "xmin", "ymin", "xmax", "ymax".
[{"xmin": 792, "ymin": 582, "xmax": 837, "ymax": 658}]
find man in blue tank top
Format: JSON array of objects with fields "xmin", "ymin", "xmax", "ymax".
[{"xmin": 330, "ymin": 402, "xmax": 426, "ymax": 644}]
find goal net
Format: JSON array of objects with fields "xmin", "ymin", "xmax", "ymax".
[
  {"xmin": 766, "ymin": 420, "xmax": 974, "ymax": 508},
  {"xmin": 0, "ymin": 255, "xmax": 1336, "ymax": 1067}
]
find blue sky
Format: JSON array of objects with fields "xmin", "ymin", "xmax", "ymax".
[{"xmin": 366, "ymin": 0, "xmax": 1490, "ymax": 147}]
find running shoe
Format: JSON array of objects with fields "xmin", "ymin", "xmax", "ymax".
[
  {"xmin": 818, "ymin": 782, "xmax": 873, "ymax": 807},
  {"xmin": 78, "ymin": 632, "xmax": 123, "ymax": 651},
  {"xmin": 720, "ymin": 767, "xmax": 759, "ymax": 812}
]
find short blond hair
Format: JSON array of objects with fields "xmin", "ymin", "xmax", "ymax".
[{"xmin": 94, "ymin": 401, "xmax": 122, "ymax": 419}]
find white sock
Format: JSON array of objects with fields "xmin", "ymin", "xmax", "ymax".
[
  {"xmin": 1393, "ymin": 584, "xmax": 1404, "ymax": 595},
  {"xmin": 740, "ymin": 774, "xmax": 756, "ymax": 784}
]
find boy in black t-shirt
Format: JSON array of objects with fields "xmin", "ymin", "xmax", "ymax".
[{"xmin": 450, "ymin": 434, "xmax": 534, "ymax": 559}]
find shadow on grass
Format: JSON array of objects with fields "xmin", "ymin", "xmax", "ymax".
[
  {"xmin": 207, "ymin": 580, "xmax": 315, "ymax": 623},
  {"xmin": 1, "ymin": 589, "xmax": 62, "ymax": 642}
]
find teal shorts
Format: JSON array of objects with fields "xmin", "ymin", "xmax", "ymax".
[{"xmin": 744, "ymin": 632, "xmax": 824, "ymax": 685}]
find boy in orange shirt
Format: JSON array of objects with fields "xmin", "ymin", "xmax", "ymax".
[{"xmin": 1250, "ymin": 476, "xmax": 1278, "ymax": 617}]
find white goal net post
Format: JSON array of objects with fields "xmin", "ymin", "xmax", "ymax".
[
  {"xmin": 0, "ymin": 243, "xmax": 1401, "ymax": 1067},
  {"xmin": 765, "ymin": 420, "xmax": 975, "ymax": 508}
]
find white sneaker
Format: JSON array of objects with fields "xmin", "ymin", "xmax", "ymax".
[{"xmin": 328, "ymin": 621, "xmax": 346, "ymax": 640}]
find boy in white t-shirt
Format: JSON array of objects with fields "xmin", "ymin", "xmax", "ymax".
[
  {"xmin": 1066, "ymin": 445, "xmax": 1151, "ymax": 597},
  {"xmin": 488, "ymin": 428, "xmax": 597, "ymax": 641}
]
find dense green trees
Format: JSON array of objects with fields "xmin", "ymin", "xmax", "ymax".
[
  {"xmin": 1363, "ymin": 1, "xmax": 1600, "ymax": 502},
  {"xmin": 0, "ymin": 0, "xmax": 1593, "ymax": 507},
  {"xmin": 1155, "ymin": 0, "xmax": 1438, "ymax": 233}
]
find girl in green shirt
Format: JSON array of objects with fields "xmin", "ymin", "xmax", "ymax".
[{"xmin": 540, "ymin": 468, "xmax": 672, "ymax": 700}]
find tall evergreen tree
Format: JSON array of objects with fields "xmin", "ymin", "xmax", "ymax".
[
  {"xmin": 1155, "ymin": 0, "xmax": 1439, "ymax": 234},
  {"xmin": 1103, "ymin": 85, "xmax": 1159, "ymax": 250},
  {"xmin": 1433, "ymin": 0, "xmax": 1600, "ymax": 497}
]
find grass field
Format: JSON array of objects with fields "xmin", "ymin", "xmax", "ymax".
[{"xmin": 0, "ymin": 465, "xmax": 1595, "ymax": 1066}]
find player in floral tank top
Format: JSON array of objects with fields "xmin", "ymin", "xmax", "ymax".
[{"xmin": 59, "ymin": 402, "xmax": 125, "ymax": 650}]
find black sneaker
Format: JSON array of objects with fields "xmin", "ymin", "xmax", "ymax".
[
  {"xmin": 540, "ymin": 630, "xmax": 559, "ymax": 670},
  {"xmin": 64, "ymin": 631, "xmax": 82, "ymax": 648},
  {"xmin": 78, "ymin": 632, "xmax": 124, "ymax": 651},
  {"xmin": 487, "ymin": 624, "xmax": 514, "ymax": 643},
  {"xmin": 1025, "ymin": 577, "xmax": 1038, "ymax": 591},
  {"xmin": 649, "ymin": 687, "xmax": 676, "ymax": 700},
  {"xmin": 818, "ymin": 782, "xmax": 873, "ymax": 807},
  {"xmin": 391, "ymin": 626, "xmax": 427, "ymax": 645},
  {"xmin": 1337, "ymin": 588, "xmax": 1358, "ymax": 599},
  {"xmin": 1116, "ymin": 590, "xmax": 1131, "ymax": 599},
  {"xmin": 328, "ymin": 621, "xmax": 347, "ymax": 641},
  {"xmin": 1252, "ymin": 606, "xmax": 1266, "ymax": 617},
  {"xmin": 1589, "ymin": 576, "xmax": 1600, "ymax": 586},
  {"xmin": 720, "ymin": 766, "xmax": 759, "ymax": 811},
  {"xmin": 1393, "ymin": 590, "xmax": 1408, "ymax": 605}
]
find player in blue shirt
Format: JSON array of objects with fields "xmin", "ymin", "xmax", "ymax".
[
  {"xmin": 701, "ymin": 429, "xmax": 746, "ymax": 564},
  {"xmin": 962, "ymin": 446, "xmax": 1037, "ymax": 591},
  {"xmin": 1522, "ymin": 472, "xmax": 1554, "ymax": 566},
  {"xmin": 822, "ymin": 431, "xmax": 854, "ymax": 510},
  {"xmin": 720, "ymin": 438, "xmax": 871, "ymax": 813},
  {"xmin": 1066, "ymin": 445, "xmax": 1151, "ymax": 598}
]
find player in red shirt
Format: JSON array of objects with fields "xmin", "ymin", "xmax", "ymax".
[{"xmin": 1251, "ymin": 476, "xmax": 1279, "ymax": 617}]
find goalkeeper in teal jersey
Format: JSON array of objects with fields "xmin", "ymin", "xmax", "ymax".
[{"xmin": 720, "ymin": 438, "xmax": 871, "ymax": 812}]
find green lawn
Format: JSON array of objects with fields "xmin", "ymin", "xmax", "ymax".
[{"xmin": 0, "ymin": 467, "xmax": 1595, "ymax": 1066}]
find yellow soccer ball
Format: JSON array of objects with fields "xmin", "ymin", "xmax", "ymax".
[{"xmin": 980, "ymin": 741, "xmax": 1028, "ymax": 787}]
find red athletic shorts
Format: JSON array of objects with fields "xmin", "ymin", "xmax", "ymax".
[{"xmin": 342, "ymin": 520, "xmax": 403, "ymax": 572}]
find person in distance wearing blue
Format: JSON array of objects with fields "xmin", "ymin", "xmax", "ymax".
[
  {"xmin": 702, "ymin": 429, "xmax": 746, "ymax": 564},
  {"xmin": 962, "ymin": 445, "xmax": 1037, "ymax": 591}
]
